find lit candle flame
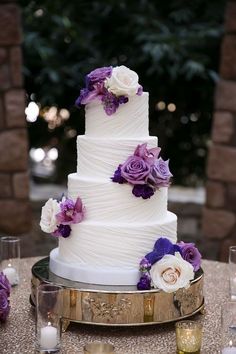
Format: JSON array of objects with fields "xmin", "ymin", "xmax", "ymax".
[{"xmin": 230, "ymin": 340, "xmax": 233, "ymax": 347}]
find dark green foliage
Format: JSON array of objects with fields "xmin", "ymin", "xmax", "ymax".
[{"xmin": 20, "ymin": 0, "xmax": 226, "ymax": 184}]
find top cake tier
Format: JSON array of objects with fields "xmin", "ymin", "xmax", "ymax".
[{"xmin": 85, "ymin": 92, "xmax": 149, "ymax": 138}]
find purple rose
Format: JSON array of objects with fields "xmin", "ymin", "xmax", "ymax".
[
  {"xmin": 134, "ymin": 143, "xmax": 161, "ymax": 166},
  {"xmin": 121, "ymin": 156, "xmax": 151, "ymax": 185},
  {"xmin": 178, "ymin": 241, "xmax": 201, "ymax": 271},
  {"xmin": 56, "ymin": 197, "xmax": 85, "ymax": 225},
  {"xmin": 132, "ymin": 184, "xmax": 154, "ymax": 199},
  {"xmin": 0, "ymin": 272, "xmax": 10, "ymax": 297},
  {"xmin": 0, "ymin": 289, "xmax": 10, "ymax": 322},
  {"xmin": 86, "ymin": 66, "xmax": 112, "ymax": 90},
  {"xmin": 145, "ymin": 237, "xmax": 181, "ymax": 265},
  {"xmin": 137, "ymin": 274, "xmax": 151, "ymax": 290},
  {"xmin": 149, "ymin": 158, "xmax": 173, "ymax": 188}
]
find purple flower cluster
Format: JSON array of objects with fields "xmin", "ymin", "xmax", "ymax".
[
  {"xmin": 53, "ymin": 197, "xmax": 85, "ymax": 238},
  {"xmin": 112, "ymin": 143, "xmax": 172, "ymax": 199},
  {"xmin": 0, "ymin": 272, "xmax": 10, "ymax": 322},
  {"xmin": 145, "ymin": 238, "xmax": 181, "ymax": 265},
  {"xmin": 75, "ymin": 67, "xmax": 112, "ymax": 107},
  {"xmin": 75, "ymin": 66, "xmax": 140, "ymax": 116},
  {"xmin": 177, "ymin": 241, "xmax": 202, "ymax": 271},
  {"xmin": 137, "ymin": 258, "xmax": 151, "ymax": 290},
  {"xmin": 137, "ymin": 238, "xmax": 202, "ymax": 290}
]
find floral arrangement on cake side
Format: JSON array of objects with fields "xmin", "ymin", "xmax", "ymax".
[
  {"xmin": 111, "ymin": 143, "xmax": 172, "ymax": 199},
  {"xmin": 40, "ymin": 196, "xmax": 85, "ymax": 238},
  {"xmin": 75, "ymin": 65, "xmax": 143, "ymax": 115},
  {"xmin": 0, "ymin": 272, "xmax": 11, "ymax": 322},
  {"xmin": 137, "ymin": 237, "xmax": 202, "ymax": 292}
]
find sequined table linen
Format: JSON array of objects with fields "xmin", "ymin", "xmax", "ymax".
[{"xmin": 0, "ymin": 258, "xmax": 227, "ymax": 354}]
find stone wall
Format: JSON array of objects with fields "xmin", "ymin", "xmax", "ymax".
[
  {"xmin": 203, "ymin": 1, "xmax": 236, "ymax": 261},
  {"xmin": 0, "ymin": 0, "xmax": 31, "ymax": 234}
]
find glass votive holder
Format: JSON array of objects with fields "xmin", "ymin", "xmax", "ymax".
[
  {"xmin": 175, "ymin": 320, "xmax": 203, "ymax": 354},
  {"xmin": 221, "ymin": 302, "xmax": 236, "ymax": 353},
  {"xmin": 84, "ymin": 342, "xmax": 115, "ymax": 354},
  {"xmin": 36, "ymin": 284, "xmax": 63, "ymax": 353},
  {"xmin": 229, "ymin": 246, "xmax": 236, "ymax": 301},
  {"xmin": 0, "ymin": 236, "xmax": 20, "ymax": 286}
]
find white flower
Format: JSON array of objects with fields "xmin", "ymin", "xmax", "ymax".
[
  {"xmin": 40, "ymin": 198, "xmax": 60, "ymax": 233},
  {"xmin": 104, "ymin": 65, "xmax": 140, "ymax": 96},
  {"xmin": 150, "ymin": 252, "xmax": 194, "ymax": 293}
]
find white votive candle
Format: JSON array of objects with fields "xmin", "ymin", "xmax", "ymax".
[
  {"xmin": 3, "ymin": 266, "xmax": 18, "ymax": 285},
  {"xmin": 222, "ymin": 347, "xmax": 236, "ymax": 354},
  {"xmin": 40, "ymin": 324, "xmax": 58, "ymax": 349}
]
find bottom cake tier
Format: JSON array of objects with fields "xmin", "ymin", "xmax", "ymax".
[{"xmin": 50, "ymin": 212, "xmax": 177, "ymax": 285}]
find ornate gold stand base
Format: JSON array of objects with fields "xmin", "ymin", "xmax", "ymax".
[{"xmin": 31, "ymin": 257, "xmax": 204, "ymax": 328}]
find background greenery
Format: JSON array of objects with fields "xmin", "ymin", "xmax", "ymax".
[{"xmin": 20, "ymin": 0, "xmax": 226, "ymax": 185}]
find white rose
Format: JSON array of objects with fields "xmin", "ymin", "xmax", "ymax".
[
  {"xmin": 150, "ymin": 252, "xmax": 194, "ymax": 293},
  {"xmin": 40, "ymin": 198, "xmax": 60, "ymax": 233},
  {"xmin": 105, "ymin": 65, "xmax": 140, "ymax": 96}
]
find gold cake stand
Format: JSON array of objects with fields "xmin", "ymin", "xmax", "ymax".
[{"xmin": 31, "ymin": 257, "xmax": 204, "ymax": 331}]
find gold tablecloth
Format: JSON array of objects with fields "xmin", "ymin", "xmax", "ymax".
[{"xmin": 0, "ymin": 257, "xmax": 228, "ymax": 354}]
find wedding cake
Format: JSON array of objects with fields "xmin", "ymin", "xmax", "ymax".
[{"xmin": 40, "ymin": 65, "xmax": 180, "ymax": 286}]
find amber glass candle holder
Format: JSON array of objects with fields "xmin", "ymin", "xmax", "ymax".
[
  {"xmin": 84, "ymin": 342, "xmax": 115, "ymax": 354},
  {"xmin": 175, "ymin": 320, "xmax": 203, "ymax": 354}
]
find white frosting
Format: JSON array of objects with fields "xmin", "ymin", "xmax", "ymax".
[
  {"xmin": 60, "ymin": 214, "xmax": 177, "ymax": 267},
  {"xmin": 50, "ymin": 248, "xmax": 141, "ymax": 285},
  {"xmin": 50, "ymin": 87, "xmax": 178, "ymax": 285},
  {"xmin": 77, "ymin": 135, "xmax": 157, "ymax": 178},
  {"xmin": 85, "ymin": 92, "xmax": 149, "ymax": 138},
  {"xmin": 54, "ymin": 212, "xmax": 177, "ymax": 285},
  {"xmin": 68, "ymin": 173, "xmax": 168, "ymax": 223}
]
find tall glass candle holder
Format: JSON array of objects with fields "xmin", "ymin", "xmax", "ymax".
[
  {"xmin": 36, "ymin": 284, "xmax": 63, "ymax": 353},
  {"xmin": 229, "ymin": 246, "xmax": 236, "ymax": 300},
  {"xmin": 175, "ymin": 320, "xmax": 203, "ymax": 354},
  {"xmin": 84, "ymin": 342, "xmax": 115, "ymax": 354},
  {"xmin": 221, "ymin": 302, "xmax": 236, "ymax": 353},
  {"xmin": 0, "ymin": 236, "xmax": 20, "ymax": 286}
]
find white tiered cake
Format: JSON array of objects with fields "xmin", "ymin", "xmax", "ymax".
[{"xmin": 49, "ymin": 73, "xmax": 177, "ymax": 285}]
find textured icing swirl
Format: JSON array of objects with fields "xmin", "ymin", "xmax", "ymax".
[
  {"xmin": 59, "ymin": 212, "xmax": 177, "ymax": 268},
  {"xmin": 77, "ymin": 135, "xmax": 157, "ymax": 178},
  {"xmin": 85, "ymin": 92, "xmax": 149, "ymax": 137},
  {"xmin": 68, "ymin": 173, "xmax": 168, "ymax": 223}
]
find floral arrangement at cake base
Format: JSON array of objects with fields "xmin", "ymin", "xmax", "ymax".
[
  {"xmin": 40, "ymin": 196, "xmax": 85, "ymax": 238},
  {"xmin": 0, "ymin": 272, "xmax": 11, "ymax": 322},
  {"xmin": 137, "ymin": 237, "xmax": 201, "ymax": 292},
  {"xmin": 112, "ymin": 143, "xmax": 172, "ymax": 199}
]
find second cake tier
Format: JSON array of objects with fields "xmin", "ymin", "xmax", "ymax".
[{"xmin": 68, "ymin": 173, "xmax": 169, "ymax": 223}]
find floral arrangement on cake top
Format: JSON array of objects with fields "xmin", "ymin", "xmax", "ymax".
[
  {"xmin": 0, "ymin": 272, "xmax": 11, "ymax": 322},
  {"xmin": 111, "ymin": 143, "xmax": 172, "ymax": 199},
  {"xmin": 40, "ymin": 196, "xmax": 85, "ymax": 238},
  {"xmin": 75, "ymin": 65, "xmax": 143, "ymax": 115},
  {"xmin": 137, "ymin": 237, "xmax": 202, "ymax": 292}
]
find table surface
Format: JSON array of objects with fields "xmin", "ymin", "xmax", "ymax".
[{"xmin": 0, "ymin": 257, "xmax": 228, "ymax": 354}]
